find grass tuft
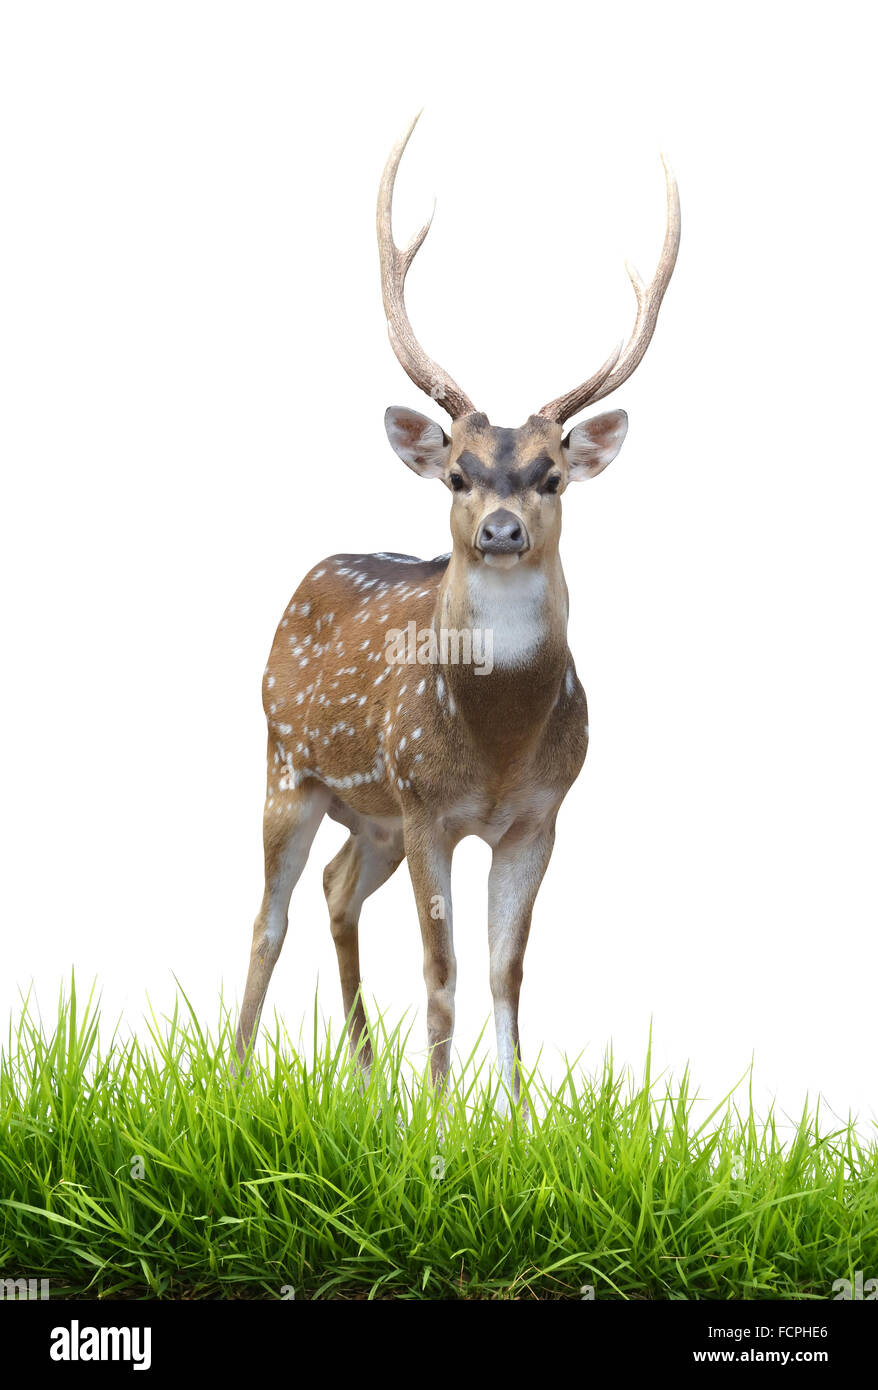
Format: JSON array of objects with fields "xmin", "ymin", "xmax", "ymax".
[{"xmin": 1, "ymin": 979, "xmax": 877, "ymax": 1299}]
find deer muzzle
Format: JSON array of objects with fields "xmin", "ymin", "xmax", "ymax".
[{"xmin": 476, "ymin": 508, "xmax": 530, "ymax": 560}]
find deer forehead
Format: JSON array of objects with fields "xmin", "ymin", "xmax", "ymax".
[{"xmin": 449, "ymin": 415, "xmax": 564, "ymax": 496}]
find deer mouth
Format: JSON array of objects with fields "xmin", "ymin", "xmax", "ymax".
[{"xmin": 482, "ymin": 552, "xmax": 523, "ymax": 570}]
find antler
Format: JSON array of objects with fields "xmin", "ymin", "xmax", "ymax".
[
  {"xmin": 377, "ymin": 114, "xmax": 477, "ymax": 421},
  {"xmin": 538, "ymin": 156, "xmax": 681, "ymax": 424}
]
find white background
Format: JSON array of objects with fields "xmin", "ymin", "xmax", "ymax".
[{"xmin": 1, "ymin": 2, "xmax": 876, "ymax": 1130}]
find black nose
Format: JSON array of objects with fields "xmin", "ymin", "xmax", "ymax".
[{"xmin": 476, "ymin": 508, "xmax": 529, "ymax": 556}]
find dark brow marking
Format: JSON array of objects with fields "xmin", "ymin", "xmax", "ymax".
[
  {"xmin": 455, "ymin": 450, "xmax": 497, "ymax": 489},
  {"xmin": 456, "ymin": 447, "xmax": 557, "ymax": 497},
  {"xmin": 519, "ymin": 452, "xmax": 556, "ymax": 489}
]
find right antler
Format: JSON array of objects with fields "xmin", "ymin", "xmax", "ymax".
[
  {"xmin": 377, "ymin": 114, "xmax": 477, "ymax": 421},
  {"xmin": 537, "ymin": 156, "xmax": 681, "ymax": 425}
]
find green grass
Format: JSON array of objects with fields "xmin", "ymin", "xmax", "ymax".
[{"xmin": 1, "ymin": 980, "xmax": 877, "ymax": 1300}]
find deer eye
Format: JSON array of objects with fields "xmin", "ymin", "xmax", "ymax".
[
  {"xmin": 449, "ymin": 472, "xmax": 467, "ymax": 493},
  {"xmin": 541, "ymin": 474, "xmax": 561, "ymax": 495}
]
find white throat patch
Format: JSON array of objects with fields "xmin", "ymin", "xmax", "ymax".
[{"xmin": 465, "ymin": 566, "xmax": 549, "ymax": 669}]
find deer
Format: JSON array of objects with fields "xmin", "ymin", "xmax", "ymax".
[{"xmin": 234, "ymin": 116, "xmax": 680, "ymax": 1107}]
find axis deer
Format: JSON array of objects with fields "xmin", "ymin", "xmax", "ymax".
[{"xmin": 235, "ymin": 118, "xmax": 680, "ymax": 1104}]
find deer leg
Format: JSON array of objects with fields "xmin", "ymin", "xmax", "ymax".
[
  {"xmin": 487, "ymin": 824, "xmax": 556, "ymax": 1111},
  {"xmin": 235, "ymin": 782, "xmax": 329, "ymax": 1062},
  {"xmin": 323, "ymin": 831, "xmax": 404, "ymax": 1071},
  {"xmin": 404, "ymin": 820, "xmax": 456, "ymax": 1089}
]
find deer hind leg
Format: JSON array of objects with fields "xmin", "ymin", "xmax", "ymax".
[
  {"xmin": 235, "ymin": 781, "xmax": 329, "ymax": 1062},
  {"xmin": 487, "ymin": 823, "xmax": 556, "ymax": 1113},
  {"xmin": 323, "ymin": 830, "xmax": 404, "ymax": 1072}
]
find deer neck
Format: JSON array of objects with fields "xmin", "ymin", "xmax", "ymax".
[{"xmin": 432, "ymin": 551, "xmax": 570, "ymax": 737}]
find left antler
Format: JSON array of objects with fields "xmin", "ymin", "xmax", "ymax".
[{"xmin": 537, "ymin": 156, "xmax": 681, "ymax": 424}]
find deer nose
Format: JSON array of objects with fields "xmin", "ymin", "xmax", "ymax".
[{"xmin": 476, "ymin": 508, "xmax": 529, "ymax": 556}]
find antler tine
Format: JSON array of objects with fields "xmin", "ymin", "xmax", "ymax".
[
  {"xmin": 377, "ymin": 114, "xmax": 477, "ymax": 420},
  {"xmin": 538, "ymin": 156, "xmax": 681, "ymax": 425}
]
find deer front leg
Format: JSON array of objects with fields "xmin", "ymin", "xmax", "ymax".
[
  {"xmin": 404, "ymin": 817, "xmax": 456, "ymax": 1089},
  {"xmin": 488, "ymin": 822, "xmax": 556, "ymax": 1111}
]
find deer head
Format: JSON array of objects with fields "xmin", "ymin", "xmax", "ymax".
[{"xmin": 378, "ymin": 116, "xmax": 680, "ymax": 573}]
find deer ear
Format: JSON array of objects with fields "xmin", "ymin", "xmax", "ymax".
[
  {"xmin": 563, "ymin": 409, "xmax": 628, "ymax": 480},
  {"xmin": 384, "ymin": 407, "xmax": 450, "ymax": 479}
]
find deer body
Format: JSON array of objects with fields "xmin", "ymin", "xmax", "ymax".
[{"xmin": 235, "ymin": 120, "xmax": 679, "ymax": 1102}]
